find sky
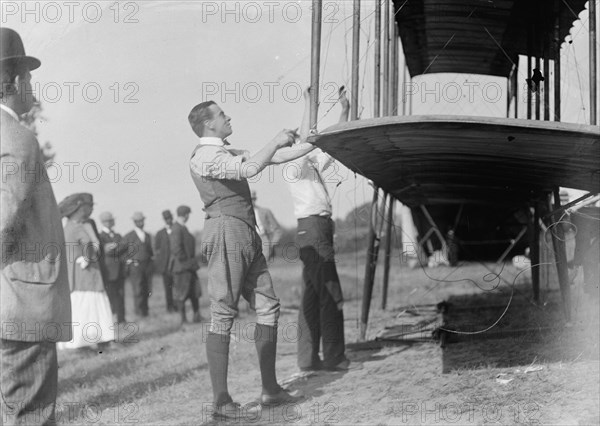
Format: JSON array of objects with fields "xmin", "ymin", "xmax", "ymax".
[{"xmin": 3, "ymin": 1, "xmax": 596, "ymax": 234}]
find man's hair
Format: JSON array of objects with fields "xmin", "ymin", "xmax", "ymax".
[{"xmin": 188, "ymin": 100, "xmax": 216, "ymax": 137}]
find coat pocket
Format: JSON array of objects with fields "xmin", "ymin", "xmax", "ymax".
[{"xmin": 3, "ymin": 256, "xmax": 61, "ymax": 285}]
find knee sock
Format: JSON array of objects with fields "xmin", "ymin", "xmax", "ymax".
[
  {"xmin": 254, "ymin": 324, "xmax": 280, "ymax": 395},
  {"xmin": 206, "ymin": 332, "xmax": 232, "ymax": 406}
]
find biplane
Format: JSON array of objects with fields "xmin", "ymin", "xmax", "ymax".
[{"xmin": 306, "ymin": 0, "xmax": 599, "ymax": 337}]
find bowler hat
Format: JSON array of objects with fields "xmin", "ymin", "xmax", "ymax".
[
  {"xmin": 58, "ymin": 193, "xmax": 93, "ymax": 218},
  {"xmin": 99, "ymin": 211, "xmax": 115, "ymax": 223},
  {"xmin": 131, "ymin": 212, "xmax": 145, "ymax": 221},
  {"xmin": 0, "ymin": 28, "xmax": 41, "ymax": 71},
  {"xmin": 162, "ymin": 210, "xmax": 173, "ymax": 220},
  {"xmin": 176, "ymin": 205, "xmax": 191, "ymax": 217}
]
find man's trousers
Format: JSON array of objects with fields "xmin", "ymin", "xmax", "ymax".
[
  {"xmin": 0, "ymin": 339, "xmax": 58, "ymax": 425},
  {"xmin": 162, "ymin": 272, "xmax": 175, "ymax": 311},
  {"xmin": 201, "ymin": 216, "xmax": 280, "ymax": 335},
  {"xmin": 296, "ymin": 215, "xmax": 346, "ymax": 369},
  {"xmin": 128, "ymin": 261, "xmax": 152, "ymax": 317},
  {"xmin": 106, "ymin": 277, "xmax": 126, "ymax": 323}
]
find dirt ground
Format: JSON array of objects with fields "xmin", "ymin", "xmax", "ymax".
[{"xmin": 54, "ymin": 255, "xmax": 599, "ymax": 425}]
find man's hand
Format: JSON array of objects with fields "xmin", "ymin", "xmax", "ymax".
[
  {"xmin": 304, "ymin": 86, "xmax": 311, "ymax": 100},
  {"xmin": 106, "ymin": 242, "xmax": 118, "ymax": 251},
  {"xmin": 339, "ymin": 85, "xmax": 349, "ymax": 110},
  {"xmin": 272, "ymin": 129, "xmax": 297, "ymax": 149},
  {"xmin": 338, "ymin": 85, "xmax": 350, "ymax": 123}
]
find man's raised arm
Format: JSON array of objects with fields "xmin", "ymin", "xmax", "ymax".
[
  {"xmin": 270, "ymin": 87, "xmax": 315, "ymax": 165},
  {"xmin": 338, "ymin": 86, "xmax": 349, "ymax": 124},
  {"xmin": 238, "ymin": 129, "xmax": 296, "ymax": 178}
]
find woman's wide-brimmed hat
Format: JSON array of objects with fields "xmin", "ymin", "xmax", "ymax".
[{"xmin": 58, "ymin": 193, "xmax": 93, "ymax": 218}]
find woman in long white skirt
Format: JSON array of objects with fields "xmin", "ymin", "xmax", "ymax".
[{"xmin": 57, "ymin": 193, "xmax": 115, "ymax": 350}]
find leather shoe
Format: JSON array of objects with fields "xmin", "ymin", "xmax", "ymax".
[
  {"xmin": 213, "ymin": 402, "xmax": 247, "ymax": 420},
  {"xmin": 324, "ymin": 357, "xmax": 350, "ymax": 371},
  {"xmin": 261, "ymin": 388, "xmax": 305, "ymax": 406},
  {"xmin": 300, "ymin": 359, "xmax": 323, "ymax": 372}
]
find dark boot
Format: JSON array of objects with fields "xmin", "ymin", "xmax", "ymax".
[{"xmin": 206, "ymin": 332, "xmax": 233, "ymax": 407}]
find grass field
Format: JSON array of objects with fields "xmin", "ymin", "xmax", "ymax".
[{"xmin": 54, "ymin": 252, "xmax": 599, "ymax": 425}]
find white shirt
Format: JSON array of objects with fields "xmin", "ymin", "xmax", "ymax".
[
  {"xmin": 288, "ymin": 148, "xmax": 334, "ymax": 219},
  {"xmin": 190, "ymin": 137, "xmax": 246, "ymax": 181},
  {"xmin": 102, "ymin": 226, "xmax": 115, "ymax": 237},
  {"xmin": 134, "ymin": 226, "xmax": 146, "ymax": 242},
  {"xmin": 0, "ymin": 104, "xmax": 20, "ymax": 122}
]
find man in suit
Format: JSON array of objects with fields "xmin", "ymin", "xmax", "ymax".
[
  {"xmin": 99, "ymin": 211, "xmax": 129, "ymax": 324},
  {"xmin": 154, "ymin": 210, "xmax": 176, "ymax": 312},
  {"xmin": 252, "ymin": 191, "xmax": 283, "ymax": 261},
  {"xmin": 123, "ymin": 212, "xmax": 154, "ymax": 318},
  {"xmin": 0, "ymin": 28, "xmax": 72, "ymax": 425},
  {"xmin": 169, "ymin": 205, "xmax": 201, "ymax": 326}
]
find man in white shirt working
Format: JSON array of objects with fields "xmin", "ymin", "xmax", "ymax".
[{"xmin": 288, "ymin": 86, "xmax": 350, "ymax": 372}]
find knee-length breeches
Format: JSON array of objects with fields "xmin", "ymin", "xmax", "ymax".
[{"xmin": 202, "ymin": 216, "xmax": 280, "ymax": 335}]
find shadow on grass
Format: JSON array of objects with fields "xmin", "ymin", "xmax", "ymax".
[
  {"xmin": 196, "ymin": 345, "xmax": 408, "ymax": 425},
  {"xmin": 439, "ymin": 282, "xmax": 600, "ymax": 373},
  {"xmin": 58, "ymin": 355, "xmax": 206, "ymax": 423},
  {"xmin": 241, "ymin": 346, "xmax": 411, "ymax": 425}
]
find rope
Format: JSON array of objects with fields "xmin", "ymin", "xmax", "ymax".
[{"xmin": 570, "ymin": 37, "xmax": 589, "ymax": 124}]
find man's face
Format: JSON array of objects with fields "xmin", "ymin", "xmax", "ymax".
[
  {"xmin": 207, "ymin": 104, "xmax": 232, "ymax": 139},
  {"xmin": 181, "ymin": 213, "xmax": 190, "ymax": 224},
  {"xmin": 103, "ymin": 218, "xmax": 115, "ymax": 230},
  {"xmin": 165, "ymin": 217, "xmax": 173, "ymax": 227},
  {"xmin": 134, "ymin": 219, "xmax": 145, "ymax": 229}
]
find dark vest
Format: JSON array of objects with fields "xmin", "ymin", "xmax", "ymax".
[{"xmin": 190, "ymin": 146, "xmax": 256, "ymax": 228}]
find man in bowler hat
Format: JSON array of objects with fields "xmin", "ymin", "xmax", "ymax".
[
  {"xmin": 123, "ymin": 212, "xmax": 154, "ymax": 317},
  {"xmin": 99, "ymin": 212, "xmax": 129, "ymax": 324},
  {"xmin": 1, "ymin": 28, "xmax": 72, "ymax": 424},
  {"xmin": 169, "ymin": 205, "xmax": 202, "ymax": 326},
  {"xmin": 154, "ymin": 210, "xmax": 176, "ymax": 312}
]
